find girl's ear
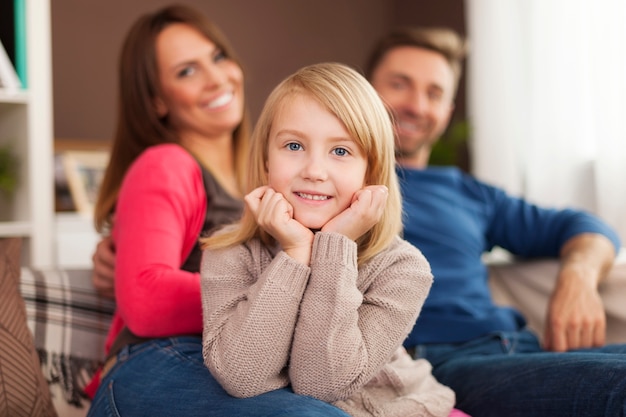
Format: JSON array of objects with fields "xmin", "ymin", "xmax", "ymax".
[{"xmin": 154, "ymin": 97, "xmax": 168, "ymax": 117}]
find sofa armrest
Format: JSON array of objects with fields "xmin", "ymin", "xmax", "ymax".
[{"xmin": 487, "ymin": 248, "xmax": 626, "ymax": 345}]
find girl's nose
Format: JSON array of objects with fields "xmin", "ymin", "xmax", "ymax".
[{"xmin": 301, "ymin": 154, "xmax": 327, "ymax": 182}]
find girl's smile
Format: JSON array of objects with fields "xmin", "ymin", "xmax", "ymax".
[
  {"xmin": 295, "ymin": 191, "xmax": 331, "ymax": 201},
  {"xmin": 266, "ymin": 94, "xmax": 367, "ymax": 230}
]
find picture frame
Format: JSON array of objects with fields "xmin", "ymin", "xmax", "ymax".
[{"xmin": 61, "ymin": 150, "xmax": 109, "ymax": 214}]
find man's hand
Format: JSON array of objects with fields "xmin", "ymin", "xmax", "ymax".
[
  {"xmin": 544, "ymin": 265, "xmax": 606, "ymax": 351},
  {"xmin": 543, "ymin": 233, "xmax": 615, "ymax": 351},
  {"xmin": 91, "ymin": 236, "xmax": 116, "ymax": 299},
  {"xmin": 321, "ymin": 185, "xmax": 388, "ymax": 241}
]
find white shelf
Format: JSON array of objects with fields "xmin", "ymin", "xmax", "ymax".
[
  {"xmin": 0, "ymin": 90, "xmax": 28, "ymax": 103},
  {"xmin": 0, "ymin": 220, "xmax": 31, "ymax": 236},
  {"xmin": 0, "ymin": 1, "xmax": 54, "ymax": 267}
]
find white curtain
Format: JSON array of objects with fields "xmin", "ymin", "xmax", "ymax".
[{"xmin": 466, "ymin": 0, "xmax": 626, "ymax": 242}]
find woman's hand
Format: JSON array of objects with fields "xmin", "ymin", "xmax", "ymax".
[
  {"xmin": 91, "ymin": 236, "xmax": 116, "ymax": 299},
  {"xmin": 321, "ymin": 185, "xmax": 388, "ymax": 241},
  {"xmin": 245, "ymin": 186, "xmax": 314, "ymax": 264}
]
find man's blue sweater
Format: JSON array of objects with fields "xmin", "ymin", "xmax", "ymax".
[{"xmin": 398, "ymin": 166, "xmax": 621, "ymax": 346}]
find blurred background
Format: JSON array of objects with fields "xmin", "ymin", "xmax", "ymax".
[
  {"xmin": 51, "ymin": 0, "xmax": 467, "ymax": 142},
  {"xmin": 51, "ymin": 0, "xmax": 626, "ymax": 241}
]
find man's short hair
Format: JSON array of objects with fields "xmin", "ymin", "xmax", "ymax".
[{"xmin": 365, "ymin": 27, "xmax": 468, "ymax": 93}]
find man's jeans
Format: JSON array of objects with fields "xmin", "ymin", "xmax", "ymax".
[
  {"xmin": 413, "ymin": 329, "xmax": 626, "ymax": 417},
  {"xmin": 87, "ymin": 336, "xmax": 350, "ymax": 417}
]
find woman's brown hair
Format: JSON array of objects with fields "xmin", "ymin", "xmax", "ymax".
[{"xmin": 94, "ymin": 4, "xmax": 250, "ymax": 233}]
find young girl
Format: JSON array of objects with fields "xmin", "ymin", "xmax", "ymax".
[{"xmin": 200, "ymin": 62, "xmax": 466, "ymax": 416}]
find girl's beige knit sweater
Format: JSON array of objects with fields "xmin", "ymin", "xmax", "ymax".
[{"xmin": 200, "ymin": 231, "xmax": 455, "ymax": 417}]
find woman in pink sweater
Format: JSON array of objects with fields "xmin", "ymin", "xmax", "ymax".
[
  {"xmin": 86, "ymin": 5, "xmax": 351, "ymax": 417},
  {"xmin": 200, "ymin": 62, "xmax": 467, "ymax": 417}
]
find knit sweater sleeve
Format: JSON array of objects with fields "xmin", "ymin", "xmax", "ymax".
[
  {"xmin": 289, "ymin": 232, "xmax": 433, "ymax": 402},
  {"xmin": 200, "ymin": 240, "xmax": 310, "ymax": 398}
]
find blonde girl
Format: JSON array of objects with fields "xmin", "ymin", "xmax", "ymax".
[{"xmin": 200, "ymin": 62, "xmax": 460, "ymax": 417}]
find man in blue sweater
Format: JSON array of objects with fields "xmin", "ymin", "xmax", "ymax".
[{"xmin": 365, "ymin": 27, "xmax": 626, "ymax": 417}]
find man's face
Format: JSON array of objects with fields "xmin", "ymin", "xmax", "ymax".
[{"xmin": 370, "ymin": 46, "xmax": 455, "ymax": 166}]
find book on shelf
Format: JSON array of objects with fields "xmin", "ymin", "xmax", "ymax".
[
  {"xmin": 14, "ymin": 0, "xmax": 26, "ymax": 88},
  {"xmin": 0, "ymin": 38, "xmax": 21, "ymax": 92},
  {"xmin": 0, "ymin": 0, "xmax": 26, "ymax": 91},
  {"xmin": 0, "ymin": 0, "xmax": 15, "ymax": 65}
]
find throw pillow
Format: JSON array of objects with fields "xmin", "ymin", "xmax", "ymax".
[{"xmin": 0, "ymin": 238, "xmax": 57, "ymax": 417}]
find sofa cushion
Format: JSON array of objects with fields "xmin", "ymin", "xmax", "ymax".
[{"xmin": 0, "ymin": 238, "xmax": 57, "ymax": 417}]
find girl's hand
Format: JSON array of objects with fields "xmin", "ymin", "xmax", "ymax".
[
  {"xmin": 245, "ymin": 186, "xmax": 314, "ymax": 264},
  {"xmin": 321, "ymin": 185, "xmax": 388, "ymax": 241}
]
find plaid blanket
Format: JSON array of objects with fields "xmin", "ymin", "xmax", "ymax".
[{"xmin": 19, "ymin": 268, "xmax": 115, "ymax": 408}]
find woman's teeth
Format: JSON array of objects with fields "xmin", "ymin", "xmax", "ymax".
[{"xmin": 208, "ymin": 92, "xmax": 233, "ymax": 109}]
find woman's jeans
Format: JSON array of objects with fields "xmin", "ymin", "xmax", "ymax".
[
  {"xmin": 413, "ymin": 329, "xmax": 626, "ymax": 417},
  {"xmin": 86, "ymin": 336, "xmax": 350, "ymax": 417}
]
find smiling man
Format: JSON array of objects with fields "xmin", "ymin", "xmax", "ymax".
[
  {"xmin": 369, "ymin": 43, "xmax": 456, "ymax": 169},
  {"xmin": 365, "ymin": 26, "xmax": 626, "ymax": 417}
]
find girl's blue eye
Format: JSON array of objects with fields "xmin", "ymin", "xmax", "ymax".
[
  {"xmin": 333, "ymin": 147, "xmax": 349, "ymax": 156},
  {"xmin": 287, "ymin": 142, "xmax": 302, "ymax": 151}
]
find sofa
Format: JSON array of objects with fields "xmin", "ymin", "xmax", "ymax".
[
  {"xmin": 487, "ymin": 247, "xmax": 626, "ymax": 346},
  {"xmin": 2, "ymin": 237, "xmax": 626, "ymax": 416}
]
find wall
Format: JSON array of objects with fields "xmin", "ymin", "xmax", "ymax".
[
  {"xmin": 51, "ymin": 0, "xmax": 465, "ymax": 142},
  {"xmin": 51, "ymin": 0, "xmax": 391, "ymax": 141}
]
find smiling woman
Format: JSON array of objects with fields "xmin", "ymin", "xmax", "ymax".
[
  {"xmin": 152, "ymin": 23, "xmax": 245, "ymax": 183},
  {"xmin": 84, "ymin": 5, "xmax": 356, "ymax": 417},
  {"xmin": 82, "ymin": 3, "xmax": 353, "ymax": 416},
  {"xmin": 85, "ymin": 5, "xmax": 251, "ymax": 411}
]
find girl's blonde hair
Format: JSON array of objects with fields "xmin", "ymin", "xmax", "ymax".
[{"xmin": 201, "ymin": 62, "xmax": 402, "ymax": 265}]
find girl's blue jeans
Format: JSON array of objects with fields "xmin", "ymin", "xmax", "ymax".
[
  {"xmin": 86, "ymin": 336, "xmax": 350, "ymax": 417},
  {"xmin": 413, "ymin": 329, "xmax": 626, "ymax": 417}
]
